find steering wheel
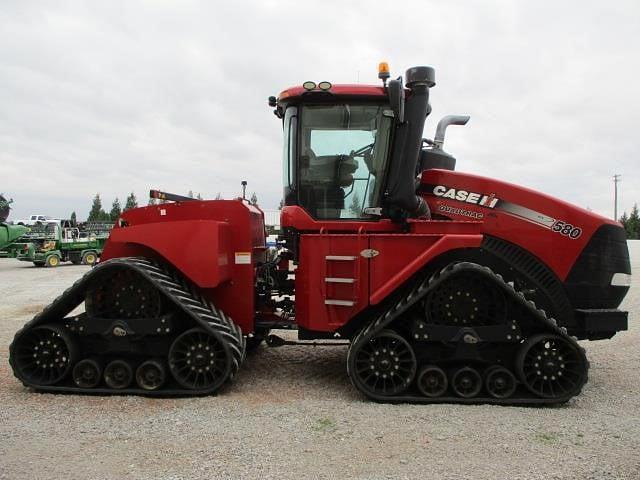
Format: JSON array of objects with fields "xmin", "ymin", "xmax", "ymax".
[
  {"xmin": 350, "ymin": 142, "xmax": 375, "ymax": 173},
  {"xmin": 350, "ymin": 142, "xmax": 375, "ymax": 158}
]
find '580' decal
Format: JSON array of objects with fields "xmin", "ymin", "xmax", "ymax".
[{"xmin": 552, "ymin": 220, "xmax": 582, "ymax": 239}]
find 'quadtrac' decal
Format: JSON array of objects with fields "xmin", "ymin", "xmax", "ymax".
[{"xmin": 437, "ymin": 203, "xmax": 484, "ymax": 220}]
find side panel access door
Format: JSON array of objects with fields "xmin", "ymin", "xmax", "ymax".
[{"xmin": 296, "ymin": 234, "xmax": 369, "ymax": 332}]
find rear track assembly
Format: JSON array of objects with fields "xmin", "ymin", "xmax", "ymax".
[{"xmin": 9, "ymin": 257, "xmax": 245, "ymax": 396}]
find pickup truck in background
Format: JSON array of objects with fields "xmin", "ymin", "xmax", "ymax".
[{"xmin": 14, "ymin": 214, "xmax": 61, "ymax": 226}]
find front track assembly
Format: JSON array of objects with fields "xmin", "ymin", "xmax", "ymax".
[
  {"xmin": 9, "ymin": 257, "xmax": 246, "ymax": 396},
  {"xmin": 347, "ymin": 262, "xmax": 589, "ymax": 405}
]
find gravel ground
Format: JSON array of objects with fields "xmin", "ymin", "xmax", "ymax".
[{"xmin": 1, "ymin": 243, "xmax": 639, "ymax": 480}]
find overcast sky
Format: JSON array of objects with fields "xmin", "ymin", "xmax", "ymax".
[{"xmin": 1, "ymin": 0, "xmax": 638, "ymax": 221}]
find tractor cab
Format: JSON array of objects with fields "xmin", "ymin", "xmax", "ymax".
[
  {"xmin": 278, "ymin": 89, "xmax": 393, "ymax": 220},
  {"xmin": 272, "ymin": 65, "xmax": 436, "ymax": 223}
]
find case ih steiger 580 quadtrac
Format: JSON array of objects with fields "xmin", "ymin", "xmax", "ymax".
[{"xmin": 9, "ymin": 64, "xmax": 631, "ymax": 405}]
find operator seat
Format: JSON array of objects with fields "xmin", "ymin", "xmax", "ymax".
[{"xmin": 299, "ymin": 148, "xmax": 356, "ymax": 219}]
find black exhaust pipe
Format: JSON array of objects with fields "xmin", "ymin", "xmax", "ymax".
[{"xmin": 385, "ymin": 66, "xmax": 435, "ymax": 218}]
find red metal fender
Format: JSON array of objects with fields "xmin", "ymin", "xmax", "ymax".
[
  {"xmin": 102, "ymin": 220, "xmax": 231, "ymax": 289},
  {"xmin": 369, "ymin": 234, "xmax": 483, "ymax": 305}
]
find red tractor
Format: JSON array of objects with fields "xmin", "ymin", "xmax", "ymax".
[{"xmin": 10, "ymin": 64, "xmax": 631, "ymax": 405}]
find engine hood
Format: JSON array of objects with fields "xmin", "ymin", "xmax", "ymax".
[{"xmin": 419, "ymin": 169, "xmax": 620, "ymax": 280}]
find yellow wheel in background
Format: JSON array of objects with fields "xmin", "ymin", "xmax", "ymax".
[
  {"xmin": 82, "ymin": 252, "xmax": 97, "ymax": 265},
  {"xmin": 45, "ymin": 255, "xmax": 60, "ymax": 268}
]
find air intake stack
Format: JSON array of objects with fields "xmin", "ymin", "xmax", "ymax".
[{"xmin": 385, "ymin": 66, "xmax": 436, "ymax": 218}]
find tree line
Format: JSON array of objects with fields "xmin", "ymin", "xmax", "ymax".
[
  {"xmin": 80, "ymin": 192, "xmax": 140, "ymax": 222},
  {"xmin": 619, "ymin": 204, "xmax": 640, "ymax": 239},
  {"xmin": 79, "ymin": 191, "xmax": 259, "ymax": 222}
]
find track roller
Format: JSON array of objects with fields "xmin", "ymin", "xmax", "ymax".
[
  {"xmin": 416, "ymin": 365, "xmax": 448, "ymax": 397},
  {"xmin": 451, "ymin": 367, "xmax": 482, "ymax": 398},
  {"xmin": 484, "ymin": 366, "xmax": 517, "ymax": 399},
  {"xmin": 12, "ymin": 324, "xmax": 76, "ymax": 386},
  {"xmin": 104, "ymin": 360, "xmax": 134, "ymax": 389},
  {"xmin": 136, "ymin": 360, "xmax": 166, "ymax": 391},
  {"xmin": 73, "ymin": 358, "xmax": 102, "ymax": 388}
]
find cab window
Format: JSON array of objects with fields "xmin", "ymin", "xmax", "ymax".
[{"xmin": 297, "ymin": 104, "xmax": 393, "ymax": 219}]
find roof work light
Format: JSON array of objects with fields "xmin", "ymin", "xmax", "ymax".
[{"xmin": 302, "ymin": 81, "xmax": 316, "ymax": 91}]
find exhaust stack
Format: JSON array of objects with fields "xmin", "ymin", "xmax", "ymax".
[{"xmin": 433, "ymin": 115, "xmax": 470, "ymax": 150}]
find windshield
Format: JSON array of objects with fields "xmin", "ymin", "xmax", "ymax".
[{"xmin": 296, "ymin": 104, "xmax": 393, "ymax": 219}]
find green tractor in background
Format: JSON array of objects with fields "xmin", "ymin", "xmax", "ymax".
[
  {"xmin": 15, "ymin": 221, "xmax": 111, "ymax": 267},
  {"xmin": 0, "ymin": 194, "xmax": 112, "ymax": 266}
]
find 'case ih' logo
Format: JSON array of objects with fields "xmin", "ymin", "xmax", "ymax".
[{"xmin": 432, "ymin": 185, "xmax": 499, "ymax": 209}]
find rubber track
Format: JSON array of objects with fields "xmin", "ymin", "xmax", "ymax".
[
  {"xmin": 347, "ymin": 262, "xmax": 589, "ymax": 405},
  {"xmin": 9, "ymin": 257, "xmax": 246, "ymax": 396}
]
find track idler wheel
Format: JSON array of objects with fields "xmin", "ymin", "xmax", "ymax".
[
  {"xmin": 12, "ymin": 324, "xmax": 77, "ymax": 386},
  {"xmin": 484, "ymin": 366, "xmax": 517, "ymax": 399},
  {"xmin": 516, "ymin": 334, "xmax": 587, "ymax": 400},
  {"xmin": 73, "ymin": 358, "xmax": 102, "ymax": 388},
  {"xmin": 417, "ymin": 365, "xmax": 448, "ymax": 398},
  {"xmin": 136, "ymin": 360, "xmax": 166, "ymax": 391},
  {"xmin": 104, "ymin": 360, "xmax": 134, "ymax": 389},
  {"xmin": 451, "ymin": 367, "xmax": 482, "ymax": 398},
  {"xmin": 349, "ymin": 329, "xmax": 417, "ymax": 397},
  {"xmin": 168, "ymin": 328, "xmax": 231, "ymax": 391}
]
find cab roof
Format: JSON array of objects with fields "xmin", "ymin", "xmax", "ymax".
[{"xmin": 278, "ymin": 84, "xmax": 387, "ymax": 104}]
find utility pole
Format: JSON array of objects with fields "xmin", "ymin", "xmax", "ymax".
[{"xmin": 613, "ymin": 174, "xmax": 621, "ymax": 220}]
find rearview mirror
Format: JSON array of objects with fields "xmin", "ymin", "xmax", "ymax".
[{"xmin": 387, "ymin": 77, "xmax": 405, "ymax": 123}]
